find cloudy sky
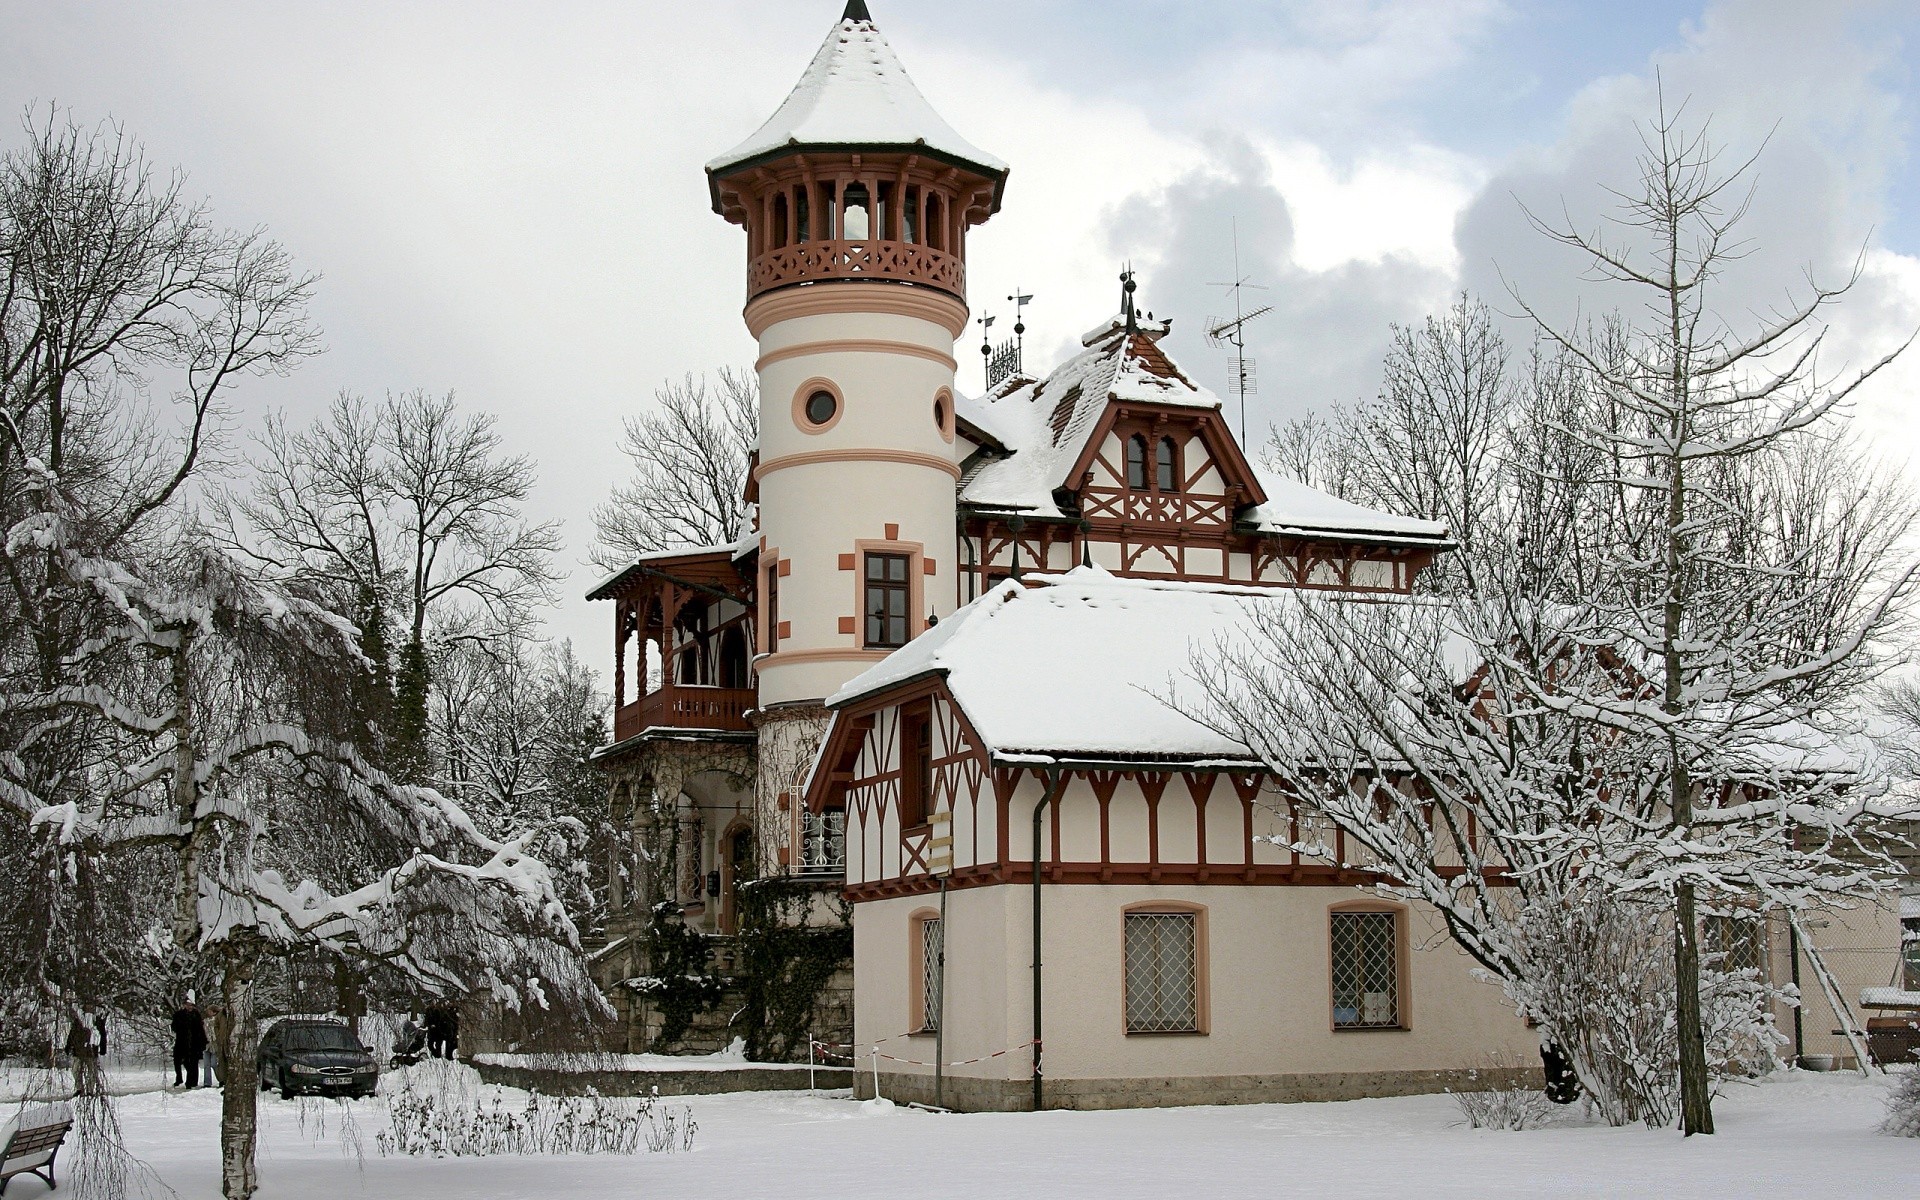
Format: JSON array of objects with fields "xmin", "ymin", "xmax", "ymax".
[{"xmin": 5, "ymin": 0, "xmax": 1917, "ymax": 665}]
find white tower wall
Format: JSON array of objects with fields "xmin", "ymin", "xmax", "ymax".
[{"xmin": 751, "ymin": 288, "xmax": 964, "ymax": 707}]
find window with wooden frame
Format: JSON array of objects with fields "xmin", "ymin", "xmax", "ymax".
[
  {"xmin": 1126, "ymin": 434, "xmax": 1149, "ymax": 489},
  {"xmin": 1124, "ymin": 908, "xmax": 1202, "ymax": 1034},
  {"xmin": 897, "ymin": 700, "xmax": 932, "ymax": 829},
  {"xmin": 1330, "ymin": 909, "xmax": 1403, "ymax": 1029},
  {"xmin": 1156, "ymin": 437, "xmax": 1180, "ymax": 492},
  {"xmin": 864, "ymin": 552, "xmax": 912, "ymax": 649}
]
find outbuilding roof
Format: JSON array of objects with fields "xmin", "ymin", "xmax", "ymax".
[{"xmin": 829, "ymin": 567, "xmax": 1268, "ymax": 764}]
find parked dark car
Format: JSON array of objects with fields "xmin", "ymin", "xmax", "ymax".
[{"xmin": 256, "ymin": 1019, "xmax": 378, "ymax": 1099}]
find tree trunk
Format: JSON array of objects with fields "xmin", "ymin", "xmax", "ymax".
[
  {"xmin": 219, "ymin": 943, "xmax": 262, "ymax": 1200},
  {"xmin": 1673, "ymin": 880, "xmax": 1714, "ymax": 1134},
  {"xmin": 170, "ymin": 628, "xmax": 202, "ymax": 950}
]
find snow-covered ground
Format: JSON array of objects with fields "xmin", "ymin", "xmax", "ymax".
[{"xmin": 65, "ymin": 1069, "xmax": 1910, "ymax": 1198}]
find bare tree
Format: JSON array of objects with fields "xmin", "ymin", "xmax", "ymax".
[
  {"xmin": 5, "ymin": 476, "xmax": 600, "ymax": 1199},
  {"xmin": 590, "ymin": 369, "xmax": 756, "ymax": 571},
  {"xmin": 0, "ymin": 110, "xmax": 316, "ymax": 1198},
  {"xmin": 1511, "ymin": 93, "xmax": 1915, "ymax": 1134},
  {"xmin": 217, "ymin": 388, "xmax": 562, "ymax": 775},
  {"xmin": 1201, "ymin": 97, "xmax": 1917, "ymax": 1136}
]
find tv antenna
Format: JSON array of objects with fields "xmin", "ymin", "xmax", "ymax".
[{"xmin": 1205, "ymin": 219, "xmax": 1272, "ymax": 446}]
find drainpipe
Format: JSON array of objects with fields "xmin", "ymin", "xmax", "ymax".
[{"xmin": 1031, "ymin": 766, "xmax": 1064, "ymax": 1112}]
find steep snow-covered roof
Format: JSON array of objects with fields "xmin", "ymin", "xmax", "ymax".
[
  {"xmin": 707, "ymin": 12, "xmax": 1005, "ymax": 178},
  {"xmin": 959, "ymin": 321, "xmax": 1220, "ymax": 513},
  {"xmin": 829, "ymin": 568, "xmax": 1268, "ymax": 763}
]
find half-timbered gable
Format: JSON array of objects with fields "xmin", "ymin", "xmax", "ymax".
[{"xmin": 952, "ymin": 312, "xmax": 1451, "ymax": 601}]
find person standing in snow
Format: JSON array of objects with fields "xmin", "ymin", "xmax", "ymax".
[
  {"xmin": 171, "ymin": 999, "xmax": 208, "ymax": 1089},
  {"xmin": 428, "ymin": 1000, "xmax": 458, "ymax": 1059},
  {"xmin": 65, "ymin": 1008, "xmax": 97, "ymax": 1062}
]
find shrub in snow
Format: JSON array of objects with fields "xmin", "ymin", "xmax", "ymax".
[
  {"xmin": 375, "ymin": 1060, "xmax": 695, "ymax": 1157},
  {"xmin": 1448, "ymin": 1054, "xmax": 1554, "ymax": 1131},
  {"xmin": 1505, "ymin": 896, "xmax": 1787, "ymax": 1129},
  {"xmin": 1882, "ymin": 1068, "xmax": 1920, "ymax": 1138}
]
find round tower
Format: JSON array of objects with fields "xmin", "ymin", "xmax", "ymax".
[{"xmin": 708, "ymin": 1, "xmax": 1007, "ymax": 712}]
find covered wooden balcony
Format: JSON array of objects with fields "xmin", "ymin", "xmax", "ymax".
[{"xmin": 591, "ymin": 547, "xmax": 758, "ymax": 744}]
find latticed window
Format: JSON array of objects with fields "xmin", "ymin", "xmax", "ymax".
[
  {"xmin": 864, "ymin": 553, "xmax": 911, "ymax": 649},
  {"xmin": 919, "ymin": 916, "xmax": 944, "ymax": 1033},
  {"xmin": 1704, "ymin": 915, "xmax": 1767, "ymax": 976},
  {"xmin": 1124, "ymin": 912, "xmax": 1198, "ymax": 1033},
  {"xmin": 1331, "ymin": 910, "xmax": 1399, "ymax": 1029},
  {"xmin": 799, "ymin": 809, "xmax": 845, "ymax": 874}
]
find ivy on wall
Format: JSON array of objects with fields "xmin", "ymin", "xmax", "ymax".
[
  {"xmin": 636, "ymin": 901, "xmax": 726, "ymax": 1051},
  {"xmin": 733, "ymin": 875, "xmax": 853, "ymax": 1062}
]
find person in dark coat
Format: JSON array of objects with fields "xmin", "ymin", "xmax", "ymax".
[
  {"xmin": 171, "ymin": 1000, "xmax": 208, "ymax": 1088},
  {"xmin": 423, "ymin": 1002, "xmax": 448, "ymax": 1060}
]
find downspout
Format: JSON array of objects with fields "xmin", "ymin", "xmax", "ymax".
[{"xmin": 1031, "ymin": 765, "xmax": 1064, "ymax": 1112}]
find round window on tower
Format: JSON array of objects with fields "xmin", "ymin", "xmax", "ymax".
[
  {"xmin": 792, "ymin": 378, "xmax": 844, "ymax": 434},
  {"xmin": 933, "ymin": 388, "xmax": 954, "ymax": 443}
]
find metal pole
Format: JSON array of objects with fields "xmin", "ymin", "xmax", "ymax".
[
  {"xmin": 1031, "ymin": 767, "xmax": 1063, "ymax": 1113},
  {"xmin": 934, "ymin": 875, "xmax": 948, "ymax": 1109},
  {"xmin": 1788, "ymin": 918, "xmax": 1805, "ymax": 1064}
]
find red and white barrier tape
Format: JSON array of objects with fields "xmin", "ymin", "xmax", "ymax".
[{"xmin": 821, "ymin": 1029, "xmax": 1044, "ymax": 1067}]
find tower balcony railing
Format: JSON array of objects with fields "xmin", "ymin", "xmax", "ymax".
[
  {"xmin": 614, "ymin": 683, "xmax": 756, "ymax": 742},
  {"xmin": 748, "ymin": 238, "xmax": 964, "ymax": 301}
]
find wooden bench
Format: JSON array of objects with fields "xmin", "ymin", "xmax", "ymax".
[{"xmin": 0, "ymin": 1104, "xmax": 72, "ymax": 1195}]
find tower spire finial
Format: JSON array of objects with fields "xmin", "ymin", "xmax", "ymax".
[{"xmin": 842, "ymin": 0, "xmax": 873, "ymax": 22}]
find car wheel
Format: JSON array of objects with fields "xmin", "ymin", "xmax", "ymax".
[{"xmin": 258, "ymin": 1065, "xmax": 272, "ymax": 1091}]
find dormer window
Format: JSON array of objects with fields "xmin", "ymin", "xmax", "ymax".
[
  {"xmin": 1126, "ymin": 435, "xmax": 1149, "ymax": 489},
  {"xmin": 1157, "ymin": 437, "xmax": 1180, "ymax": 492}
]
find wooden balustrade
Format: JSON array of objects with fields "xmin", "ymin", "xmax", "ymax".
[
  {"xmin": 748, "ymin": 238, "xmax": 964, "ymax": 301},
  {"xmin": 614, "ymin": 684, "xmax": 756, "ymax": 742}
]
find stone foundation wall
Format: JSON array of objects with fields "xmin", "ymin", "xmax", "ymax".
[
  {"xmin": 858, "ymin": 1065, "xmax": 1545, "ymax": 1112},
  {"xmin": 474, "ymin": 1059, "xmax": 851, "ymax": 1097}
]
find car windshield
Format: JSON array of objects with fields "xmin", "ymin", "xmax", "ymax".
[{"xmin": 284, "ymin": 1026, "xmax": 362, "ymax": 1052}]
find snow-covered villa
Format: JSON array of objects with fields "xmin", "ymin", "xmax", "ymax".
[{"xmin": 586, "ymin": 2, "xmax": 1916, "ymax": 1109}]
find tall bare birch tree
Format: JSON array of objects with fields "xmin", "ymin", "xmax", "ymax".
[{"xmin": 1202, "ymin": 98, "xmax": 1916, "ymax": 1135}]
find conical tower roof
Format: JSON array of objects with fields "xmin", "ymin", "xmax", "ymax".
[{"xmin": 707, "ymin": 4, "xmax": 1006, "ymax": 182}]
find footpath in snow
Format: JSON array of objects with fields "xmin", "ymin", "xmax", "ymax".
[{"xmin": 82, "ymin": 1068, "xmax": 1917, "ymax": 1199}]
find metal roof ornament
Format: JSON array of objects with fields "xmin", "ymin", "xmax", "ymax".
[{"xmin": 842, "ymin": 0, "xmax": 874, "ymax": 23}]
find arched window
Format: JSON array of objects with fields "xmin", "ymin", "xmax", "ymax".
[
  {"xmin": 1126, "ymin": 434, "xmax": 1149, "ymax": 489},
  {"xmin": 842, "ymin": 182, "xmax": 871, "ymax": 240},
  {"xmin": 1157, "ymin": 437, "xmax": 1180, "ymax": 492}
]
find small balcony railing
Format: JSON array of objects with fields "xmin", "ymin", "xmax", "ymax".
[
  {"xmin": 614, "ymin": 684, "xmax": 755, "ymax": 742},
  {"xmin": 748, "ymin": 238, "xmax": 964, "ymax": 301}
]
